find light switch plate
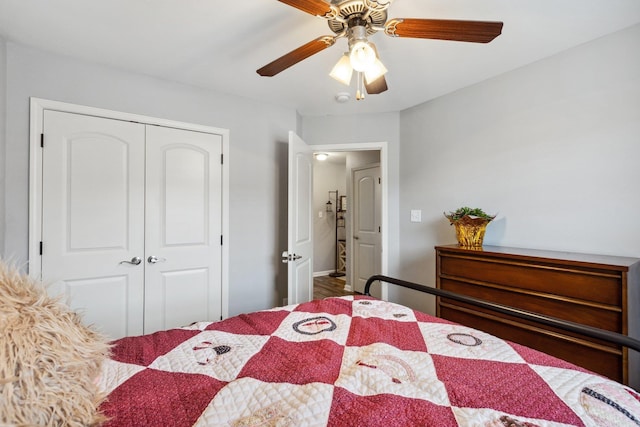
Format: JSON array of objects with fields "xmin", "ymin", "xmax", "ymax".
[{"xmin": 410, "ymin": 209, "xmax": 422, "ymax": 223}]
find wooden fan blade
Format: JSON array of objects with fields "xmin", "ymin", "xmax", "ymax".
[
  {"xmin": 385, "ymin": 18, "xmax": 503, "ymax": 43},
  {"xmin": 257, "ymin": 36, "xmax": 335, "ymax": 77},
  {"xmin": 365, "ymin": 75, "xmax": 388, "ymax": 95},
  {"xmin": 277, "ymin": 0, "xmax": 336, "ymax": 18}
]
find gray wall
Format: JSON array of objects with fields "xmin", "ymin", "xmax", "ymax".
[
  {"xmin": 0, "ymin": 37, "xmax": 6, "ymax": 254},
  {"xmin": 313, "ymin": 159, "xmax": 346, "ymax": 274},
  {"xmin": 398, "ymin": 24, "xmax": 640, "ymax": 314},
  {"xmin": 2, "ymin": 42, "xmax": 297, "ymax": 316},
  {"xmin": 2, "ymin": 23, "xmax": 639, "ymax": 319}
]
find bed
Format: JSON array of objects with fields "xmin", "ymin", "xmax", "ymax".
[{"xmin": 96, "ymin": 275, "xmax": 640, "ymax": 427}]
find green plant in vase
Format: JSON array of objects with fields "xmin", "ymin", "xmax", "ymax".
[{"xmin": 444, "ymin": 207, "xmax": 496, "ymax": 248}]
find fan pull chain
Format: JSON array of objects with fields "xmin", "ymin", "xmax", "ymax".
[{"xmin": 356, "ymin": 72, "xmax": 365, "ymax": 101}]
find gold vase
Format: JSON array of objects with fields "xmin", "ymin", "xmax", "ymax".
[{"xmin": 451, "ymin": 216, "xmax": 491, "ymax": 248}]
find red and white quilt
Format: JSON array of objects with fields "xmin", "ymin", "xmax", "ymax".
[{"xmin": 98, "ymin": 296, "xmax": 640, "ymax": 426}]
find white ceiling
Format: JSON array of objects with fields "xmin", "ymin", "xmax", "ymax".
[{"xmin": 1, "ymin": 0, "xmax": 639, "ymax": 116}]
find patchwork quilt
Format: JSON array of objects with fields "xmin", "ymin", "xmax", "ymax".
[{"xmin": 98, "ymin": 296, "xmax": 640, "ymax": 426}]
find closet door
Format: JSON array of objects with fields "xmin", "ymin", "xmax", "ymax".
[
  {"xmin": 144, "ymin": 126, "xmax": 223, "ymax": 333},
  {"xmin": 40, "ymin": 111, "xmax": 224, "ymax": 339},
  {"xmin": 41, "ymin": 111, "xmax": 146, "ymax": 339}
]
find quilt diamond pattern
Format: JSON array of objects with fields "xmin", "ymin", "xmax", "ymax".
[{"xmin": 100, "ymin": 296, "xmax": 640, "ymax": 427}]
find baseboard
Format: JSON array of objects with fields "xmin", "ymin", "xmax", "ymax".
[{"xmin": 313, "ymin": 270, "xmax": 334, "ymax": 277}]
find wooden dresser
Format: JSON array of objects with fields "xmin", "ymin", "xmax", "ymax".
[{"xmin": 435, "ymin": 244, "xmax": 639, "ymax": 387}]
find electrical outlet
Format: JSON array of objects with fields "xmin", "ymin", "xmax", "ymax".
[
  {"xmin": 318, "ymin": 211, "xmax": 323, "ymax": 218},
  {"xmin": 410, "ymin": 209, "xmax": 422, "ymax": 223}
]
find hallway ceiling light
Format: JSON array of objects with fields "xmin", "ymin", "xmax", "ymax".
[{"xmin": 315, "ymin": 153, "xmax": 329, "ymax": 161}]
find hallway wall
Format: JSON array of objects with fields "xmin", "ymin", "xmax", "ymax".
[{"xmin": 313, "ymin": 159, "xmax": 346, "ymax": 274}]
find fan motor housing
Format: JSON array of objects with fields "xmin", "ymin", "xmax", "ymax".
[{"xmin": 328, "ymin": 0, "xmax": 388, "ymax": 36}]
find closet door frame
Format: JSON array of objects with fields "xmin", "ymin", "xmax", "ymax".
[{"xmin": 28, "ymin": 97, "xmax": 230, "ymax": 319}]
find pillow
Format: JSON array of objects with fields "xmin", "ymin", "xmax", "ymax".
[{"xmin": 0, "ymin": 261, "xmax": 111, "ymax": 426}]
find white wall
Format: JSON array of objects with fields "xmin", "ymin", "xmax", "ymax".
[
  {"xmin": 398, "ymin": 24, "xmax": 640, "ymax": 314},
  {"xmin": 313, "ymin": 159, "xmax": 346, "ymax": 274},
  {"xmin": 2, "ymin": 43, "xmax": 297, "ymax": 316}
]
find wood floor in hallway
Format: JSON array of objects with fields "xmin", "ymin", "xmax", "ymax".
[{"xmin": 313, "ymin": 275, "xmax": 354, "ymax": 300}]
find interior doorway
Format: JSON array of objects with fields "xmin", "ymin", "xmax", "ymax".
[{"xmin": 310, "ymin": 143, "xmax": 387, "ymax": 299}]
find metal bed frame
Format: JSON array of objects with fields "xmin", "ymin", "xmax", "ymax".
[{"xmin": 364, "ymin": 274, "xmax": 640, "ymax": 353}]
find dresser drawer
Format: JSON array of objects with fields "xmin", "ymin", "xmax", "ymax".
[
  {"xmin": 440, "ymin": 254, "xmax": 621, "ymax": 306},
  {"xmin": 440, "ymin": 277, "xmax": 621, "ymax": 331}
]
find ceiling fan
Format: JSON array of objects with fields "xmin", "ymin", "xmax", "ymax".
[{"xmin": 257, "ymin": 0, "xmax": 503, "ymax": 99}]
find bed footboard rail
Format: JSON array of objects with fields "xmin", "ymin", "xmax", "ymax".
[{"xmin": 364, "ymin": 274, "xmax": 640, "ymax": 353}]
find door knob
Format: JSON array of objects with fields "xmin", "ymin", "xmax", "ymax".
[
  {"xmin": 119, "ymin": 256, "xmax": 142, "ymax": 265},
  {"xmin": 281, "ymin": 251, "xmax": 303, "ymax": 263},
  {"xmin": 147, "ymin": 255, "xmax": 166, "ymax": 264},
  {"xmin": 354, "ymin": 236, "xmax": 360, "ymax": 240}
]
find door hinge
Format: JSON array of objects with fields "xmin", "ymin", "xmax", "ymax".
[
  {"xmin": 220, "ymin": 235, "xmax": 223, "ymax": 246},
  {"xmin": 221, "ymin": 154, "xmax": 224, "ymax": 165},
  {"xmin": 378, "ymin": 226, "xmax": 381, "ymax": 233},
  {"xmin": 39, "ymin": 241, "xmax": 43, "ymax": 255},
  {"xmin": 378, "ymin": 177, "xmax": 381, "ymax": 184},
  {"xmin": 40, "ymin": 133, "xmax": 44, "ymax": 148}
]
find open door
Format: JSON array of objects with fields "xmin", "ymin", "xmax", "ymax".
[{"xmin": 283, "ymin": 131, "xmax": 313, "ymax": 305}]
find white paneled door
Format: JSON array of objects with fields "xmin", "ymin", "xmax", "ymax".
[
  {"xmin": 40, "ymin": 110, "xmax": 222, "ymax": 339},
  {"xmin": 144, "ymin": 125, "xmax": 222, "ymax": 333},
  {"xmin": 285, "ymin": 131, "xmax": 313, "ymax": 305},
  {"xmin": 353, "ymin": 165, "xmax": 381, "ymax": 294}
]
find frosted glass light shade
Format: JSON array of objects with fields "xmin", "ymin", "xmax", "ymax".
[
  {"xmin": 349, "ymin": 41, "xmax": 376, "ymax": 72},
  {"xmin": 364, "ymin": 58, "xmax": 388, "ymax": 84},
  {"xmin": 329, "ymin": 54, "xmax": 353, "ymax": 85}
]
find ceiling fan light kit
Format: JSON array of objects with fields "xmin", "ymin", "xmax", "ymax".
[
  {"xmin": 349, "ymin": 40, "xmax": 376, "ymax": 71},
  {"xmin": 329, "ymin": 22, "xmax": 388, "ymax": 99},
  {"xmin": 364, "ymin": 58, "xmax": 387, "ymax": 84},
  {"xmin": 329, "ymin": 53, "xmax": 353, "ymax": 85},
  {"xmin": 362, "ymin": 42, "xmax": 387, "ymax": 84},
  {"xmin": 258, "ymin": 0, "xmax": 504, "ymax": 100},
  {"xmin": 348, "ymin": 24, "xmax": 377, "ymax": 71}
]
